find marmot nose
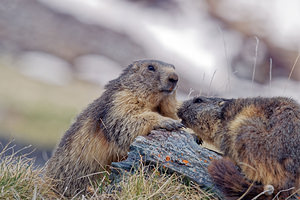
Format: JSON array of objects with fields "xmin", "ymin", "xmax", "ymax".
[{"xmin": 168, "ymin": 73, "xmax": 178, "ymax": 84}]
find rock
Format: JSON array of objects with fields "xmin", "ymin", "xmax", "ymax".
[{"xmin": 111, "ymin": 129, "xmax": 223, "ymax": 198}]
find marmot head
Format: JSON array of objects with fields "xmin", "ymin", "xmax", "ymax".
[
  {"xmin": 118, "ymin": 60, "xmax": 178, "ymax": 95},
  {"xmin": 178, "ymin": 96, "xmax": 232, "ymax": 143}
]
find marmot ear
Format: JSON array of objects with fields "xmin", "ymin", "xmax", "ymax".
[
  {"xmin": 130, "ymin": 62, "xmax": 140, "ymax": 72},
  {"xmin": 219, "ymin": 100, "xmax": 232, "ymax": 120}
]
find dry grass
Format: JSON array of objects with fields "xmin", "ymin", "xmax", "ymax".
[
  {"xmin": 113, "ymin": 167, "xmax": 217, "ymax": 199},
  {"xmin": 88, "ymin": 164, "xmax": 218, "ymax": 200},
  {"xmin": 0, "ymin": 143, "xmax": 218, "ymax": 200},
  {"xmin": 0, "ymin": 144, "xmax": 56, "ymax": 199}
]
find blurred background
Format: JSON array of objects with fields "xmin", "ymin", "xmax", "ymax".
[{"xmin": 0, "ymin": 0, "xmax": 299, "ymax": 166}]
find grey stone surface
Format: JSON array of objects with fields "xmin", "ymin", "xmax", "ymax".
[{"xmin": 111, "ymin": 129, "xmax": 223, "ymax": 198}]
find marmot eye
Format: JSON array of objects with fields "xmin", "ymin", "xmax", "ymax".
[
  {"xmin": 194, "ymin": 98, "xmax": 204, "ymax": 104},
  {"xmin": 148, "ymin": 65, "xmax": 155, "ymax": 71}
]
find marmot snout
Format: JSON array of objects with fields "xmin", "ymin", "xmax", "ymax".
[{"xmin": 178, "ymin": 97, "xmax": 231, "ymax": 144}]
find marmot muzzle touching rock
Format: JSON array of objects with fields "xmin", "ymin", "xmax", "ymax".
[
  {"xmin": 178, "ymin": 96, "xmax": 300, "ymax": 199},
  {"xmin": 45, "ymin": 60, "xmax": 183, "ymax": 197}
]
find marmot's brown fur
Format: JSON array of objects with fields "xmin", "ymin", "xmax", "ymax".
[
  {"xmin": 45, "ymin": 60, "xmax": 183, "ymax": 197},
  {"xmin": 178, "ymin": 96, "xmax": 300, "ymax": 199}
]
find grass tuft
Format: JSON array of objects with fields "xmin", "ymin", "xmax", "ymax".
[
  {"xmin": 91, "ymin": 163, "xmax": 218, "ymax": 200},
  {"xmin": 0, "ymin": 144, "xmax": 56, "ymax": 199},
  {"xmin": 0, "ymin": 146, "xmax": 219, "ymax": 199},
  {"xmin": 0, "ymin": 144, "xmax": 218, "ymax": 199}
]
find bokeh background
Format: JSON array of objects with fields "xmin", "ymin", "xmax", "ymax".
[{"xmin": 1, "ymin": 0, "xmax": 300, "ymax": 166}]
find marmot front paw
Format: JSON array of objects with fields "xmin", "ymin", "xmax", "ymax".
[{"xmin": 155, "ymin": 119, "xmax": 185, "ymax": 131}]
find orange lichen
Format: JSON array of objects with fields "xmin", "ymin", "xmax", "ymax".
[
  {"xmin": 209, "ymin": 156, "xmax": 213, "ymax": 160},
  {"xmin": 165, "ymin": 155, "xmax": 171, "ymax": 161},
  {"xmin": 182, "ymin": 160, "xmax": 189, "ymax": 164}
]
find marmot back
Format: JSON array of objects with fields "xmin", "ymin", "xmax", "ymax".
[
  {"xmin": 178, "ymin": 96, "xmax": 300, "ymax": 199},
  {"xmin": 45, "ymin": 60, "xmax": 183, "ymax": 197}
]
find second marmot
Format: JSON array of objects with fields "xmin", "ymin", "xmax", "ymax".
[
  {"xmin": 178, "ymin": 96, "xmax": 300, "ymax": 199},
  {"xmin": 45, "ymin": 60, "xmax": 183, "ymax": 197}
]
